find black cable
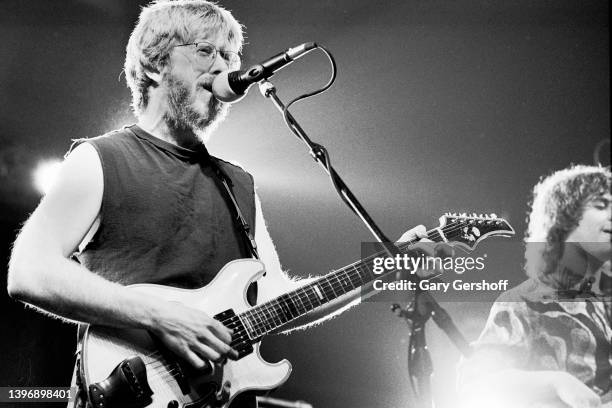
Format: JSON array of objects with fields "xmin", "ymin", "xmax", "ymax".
[{"xmin": 280, "ymin": 45, "xmax": 358, "ymax": 215}]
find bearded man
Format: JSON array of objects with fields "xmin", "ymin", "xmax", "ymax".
[{"xmin": 7, "ymin": 1, "xmax": 425, "ymax": 407}]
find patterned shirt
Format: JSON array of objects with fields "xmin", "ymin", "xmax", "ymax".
[{"xmin": 459, "ymin": 265, "xmax": 612, "ymax": 402}]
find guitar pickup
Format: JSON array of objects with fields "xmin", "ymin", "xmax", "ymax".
[{"xmin": 214, "ymin": 309, "xmax": 254, "ymax": 359}]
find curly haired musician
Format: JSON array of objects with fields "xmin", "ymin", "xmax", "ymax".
[
  {"xmin": 459, "ymin": 165, "xmax": 612, "ymax": 408},
  {"xmin": 6, "ymin": 1, "xmax": 426, "ymax": 407}
]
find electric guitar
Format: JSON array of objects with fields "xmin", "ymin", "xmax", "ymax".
[{"xmin": 80, "ymin": 213, "xmax": 514, "ymax": 407}]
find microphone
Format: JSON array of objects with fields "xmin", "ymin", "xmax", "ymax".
[{"xmin": 212, "ymin": 42, "xmax": 317, "ymax": 103}]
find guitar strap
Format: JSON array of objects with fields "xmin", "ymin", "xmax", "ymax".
[{"xmin": 209, "ymin": 158, "xmax": 260, "ymax": 260}]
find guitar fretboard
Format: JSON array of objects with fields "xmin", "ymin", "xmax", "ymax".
[{"xmin": 237, "ymin": 228, "xmax": 449, "ymax": 339}]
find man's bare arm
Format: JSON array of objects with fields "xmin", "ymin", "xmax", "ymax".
[{"xmin": 7, "ymin": 143, "xmax": 236, "ymax": 367}]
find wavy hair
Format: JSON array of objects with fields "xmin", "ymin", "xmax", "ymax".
[
  {"xmin": 124, "ymin": 0, "xmax": 243, "ymax": 117},
  {"xmin": 524, "ymin": 165, "xmax": 611, "ymax": 289}
]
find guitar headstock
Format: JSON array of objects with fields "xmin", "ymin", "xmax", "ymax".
[{"xmin": 438, "ymin": 213, "xmax": 515, "ymax": 251}]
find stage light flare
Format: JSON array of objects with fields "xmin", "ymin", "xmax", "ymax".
[
  {"xmin": 33, "ymin": 159, "xmax": 62, "ymax": 195},
  {"xmin": 457, "ymin": 393, "xmax": 516, "ymax": 408}
]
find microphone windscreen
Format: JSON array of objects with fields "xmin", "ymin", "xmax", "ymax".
[{"xmin": 212, "ymin": 71, "xmax": 245, "ymax": 103}]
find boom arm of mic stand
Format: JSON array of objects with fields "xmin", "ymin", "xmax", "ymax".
[{"xmin": 258, "ymin": 80, "xmax": 398, "ymax": 257}]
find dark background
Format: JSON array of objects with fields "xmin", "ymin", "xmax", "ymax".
[{"xmin": 0, "ymin": 1, "xmax": 609, "ymax": 407}]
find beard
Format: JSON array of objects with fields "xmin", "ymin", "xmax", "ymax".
[{"xmin": 162, "ymin": 73, "xmax": 230, "ymax": 143}]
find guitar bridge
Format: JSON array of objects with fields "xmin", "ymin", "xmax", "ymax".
[{"xmin": 88, "ymin": 356, "xmax": 153, "ymax": 408}]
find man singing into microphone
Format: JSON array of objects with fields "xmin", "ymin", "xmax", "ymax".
[{"xmin": 7, "ymin": 1, "xmax": 426, "ymax": 406}]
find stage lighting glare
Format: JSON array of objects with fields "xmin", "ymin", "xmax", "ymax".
[
  {"xmin": 457, "ymin": 394, "xmax": 515, "ymax": 408},
  {"xmin": 33, "ymin": 159, "xmax": 62, "ymax": 195}
]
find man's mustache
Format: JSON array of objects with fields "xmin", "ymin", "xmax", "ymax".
[
  {"xmin": 198, "ymin": 75, "xmax": 215, "ymax": 93},
  {"xmin": 208, "ymin": 91, "xmax": 226, "ymax": 114}
]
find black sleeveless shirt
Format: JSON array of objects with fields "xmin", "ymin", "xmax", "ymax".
[{"xmin": 71, "ymin": 125, "xmax": 256, "ymax": 289}]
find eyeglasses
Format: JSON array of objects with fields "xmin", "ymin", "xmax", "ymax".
[{"xmin": 175, "ymin": 41, "xmax": 241, "ymax": 70}]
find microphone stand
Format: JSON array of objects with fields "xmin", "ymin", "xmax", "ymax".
[
  {"xmin": 258, "ymin": 80, "xmax": 398, "ymax": 257},
  {"xmin": 391, "ymin": 290, "xmax": 473, "ymax": 408},
  {"xmin": 258, "ymin": 79, "xmax": 470, "ymax": 408}
]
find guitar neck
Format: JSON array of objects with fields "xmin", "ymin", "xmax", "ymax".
[{"xmin": 237, "ymin": 227, "xmax": 447, "ymax": 339}]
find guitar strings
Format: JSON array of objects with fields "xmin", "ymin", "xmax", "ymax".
[
  {"xmin": 214, "ymin": 219, "xmax": 482, "ymax": 338},
  {"xmin": 146, "ymin": 220, "xmax": 478, "ymax": 375},
  {"xmin": 241, "ymin": 220, "xmax": 474, "ymax": 334},
  {"xmin": 240, "ymin": 219, "xmax": 489, "ymax": 335},
  {"xmin": 141, "ymin": 315, "xmax": 249, "ymax": 366},
  {"xmin": 248, "ymin": 217, "xmax": 506, "ymax": 333},
  {"xmin": 137, "ymin": 218, "xmax": 502, "ymax": 375}
]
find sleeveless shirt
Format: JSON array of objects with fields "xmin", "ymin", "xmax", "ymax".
[{"xmin": 71, "ymin": 125, "xmax": 256, "ymax": 289}]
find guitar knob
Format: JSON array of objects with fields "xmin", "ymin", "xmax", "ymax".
[{"xmin": 168, "ymin": 400, "xmax": 179, "ymax": 408}]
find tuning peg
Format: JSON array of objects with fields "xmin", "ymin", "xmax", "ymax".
[
  {"xmin": 461, "ymin": 212, "xmax": 467, "ymax": 217},
  {"xmin": 479, "ymin": 213, "xmax": 484, "ymax": 218},
  {"xmin": 490, "ymin": 213, "xmax": 497, "ymax": 218}
]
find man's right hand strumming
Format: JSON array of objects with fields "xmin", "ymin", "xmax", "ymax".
[{"xmin": 150, "ymin": 302, "xmax": 239, "ymax": 369}]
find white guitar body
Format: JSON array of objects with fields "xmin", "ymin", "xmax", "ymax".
[{"xmin": 82, "ymin": 259, "xmax": 291, "ymax": 408}]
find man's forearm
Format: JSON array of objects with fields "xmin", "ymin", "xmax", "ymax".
[{"xmin": 8, "ymin": 255, "xmax": 162, "ymax": 331}]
